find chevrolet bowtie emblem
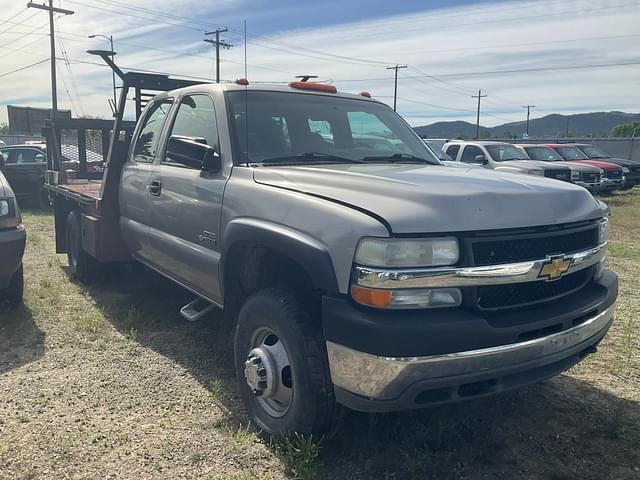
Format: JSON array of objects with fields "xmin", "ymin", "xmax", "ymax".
[{"xmin": 538, "ymin": 255, "xmax": 571, "ymax": 281}]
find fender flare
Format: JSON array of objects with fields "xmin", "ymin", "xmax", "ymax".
[{"xmin": 221, "ymin": 218, "xmax": 339, "ymax": 294}]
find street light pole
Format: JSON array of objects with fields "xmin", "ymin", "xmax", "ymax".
[{"xmin": 88, "ymin": 34, "xmax": 117, "ymax": 115}]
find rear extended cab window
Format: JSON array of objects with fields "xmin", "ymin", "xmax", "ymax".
[{"xmin": 131, "ymin": 99, "xmax": 173, "ymax": 163}]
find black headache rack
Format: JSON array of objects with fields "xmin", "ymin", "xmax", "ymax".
[{"xmin": 44, "ymin": 50, "xmax": 207, "ymax": 261}]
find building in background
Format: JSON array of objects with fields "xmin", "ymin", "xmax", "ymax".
[{"xmin": 7, "ymin": 105, "xmax": 71, "ymax": 135}]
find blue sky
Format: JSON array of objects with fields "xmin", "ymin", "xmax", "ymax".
[{"xmin": 1, "ymin": 0, "xmax": 639, "ymax": 129}]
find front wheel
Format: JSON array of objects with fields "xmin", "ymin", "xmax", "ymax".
[
  {"xmin": 0, "ymin": 264, "xmax": 23, "ymax": 308},
  {"xmin": 234, "ymin": 288, "xmax": 337, "ymax": 438}
]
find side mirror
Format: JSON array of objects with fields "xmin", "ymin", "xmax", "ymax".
[
  {"xmin": 166, "ymin": 136, "xmax": 221, "ymax": 172},
  {"xmin": 475, "ymin": 154, "xmax": 488, "ymax": 165}
]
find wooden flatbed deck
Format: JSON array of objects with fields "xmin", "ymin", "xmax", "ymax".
[{"xmin": 47, "ymin": 180, "xmax": 103, "ymax": 203}]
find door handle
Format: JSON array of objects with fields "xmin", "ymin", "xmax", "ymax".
[{"xmin": 149, "ymin": 180, "xmax": 162, "ymax": 196}]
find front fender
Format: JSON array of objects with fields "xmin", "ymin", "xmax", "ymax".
[{"xmin": 221, "ymin": 218, "xmax": 339, "ymax": 294}]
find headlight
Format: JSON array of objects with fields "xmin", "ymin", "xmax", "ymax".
[
  {"xmin": 0, "ymin": 198, "xmax": 20, "ymax": 229},
  {"xmin": 598, "ymin": 217, "xmax": 609, "ymax": 243},
  {"xmin": 622, "ymin": 166, "xmax": 630, "ymax": 174},
  {"xmin": 528, "ymin": 169, "xmax": 544, "ymax": 176},
  {"xmin": 571, "ymin": 171, "xmax": 581, "ymax": 180},
  {"xmin": 354, "ymin": 237, "xmax": 459, "ymax": 268}
]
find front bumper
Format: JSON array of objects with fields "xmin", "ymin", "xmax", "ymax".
[
  {"xmin": 574, "ymin": 180, "xmax": 601, "ymax": 193},
  {"xmin": 600, "ymin": 177, "xmax": 625, "ymax": 191},
  {"xmin": 323, "ymin": 270, "xmax": 617, "ymax": 412},
  {"xmin": 0, "ymin": 225, "xmax": 26, "ymax": 288}
]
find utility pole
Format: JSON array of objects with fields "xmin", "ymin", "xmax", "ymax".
[
  {"xmin": 27, "ymin": 1, "xmax": 74, "ymax": 112},
  {"xmin": 204, "ymin": 28, "xmax": 233, "ymax": 83},
  {"xmin": 522, "ymin": 104, "xmax": 535, "ymax": 136},
  {"xmin": 386, "ymin": 64, "xmax": 407, "ymax": 111},
  {"xmin": 472, "ymin": 89, "xmax": 487, "ymax": 139}
]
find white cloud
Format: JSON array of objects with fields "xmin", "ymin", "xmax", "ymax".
[{"xmin": 1, "ymin": 0, "xmax": 639, "ymax": 129}]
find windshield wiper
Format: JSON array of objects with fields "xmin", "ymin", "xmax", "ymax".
[
  {"xmin": 361, "ymin": 153, "xmax": 434, "ymax": 164},
  {"xmin": 261, "ymin": 152, "xmax": 365, "ymax": 164}
]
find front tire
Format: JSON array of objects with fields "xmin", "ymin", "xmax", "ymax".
[
  {"xmin": 234, "ymin": 288, "xmax": 337, "ymax": 438},
  {"xmin": 0, "ymin": 264, "xmax": 24, "ymax": 308}
]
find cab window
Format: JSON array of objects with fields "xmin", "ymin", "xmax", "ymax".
[
  {"xmin": 132, "ymin": 99, "xmax": 173, "ymax": 163},
  {"xmin": 165, "ymin": 94, "xmax": 219, "ymax": 161},
  {"xmin": 445, "ymin": 144, "xmax": 460, "ymax": 160},
  {"xmin": 460, "ymin": 145, "xmax": 484, "ymax": 163}
]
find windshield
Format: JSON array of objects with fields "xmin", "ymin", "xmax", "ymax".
[
  {"xmin": 226, "ymin": 90, "xmax": 439, "ymax": 165},
  {"xmin": 555, "ymin": 146, "xmax": 589, "ymax": 160},
  {"xmin": 525, "ymin": 146, "xmax": 564, "ymax": 161},
  {"xmin": 425, "ymin": 141, "xmax": 452, "ymax": 161},
  {"xmin": 579, "ymin": 145, "xmax": 610, "ymax": 159},
  {"xmin": 485, "ymin": 144, "xmax": 529, "ymax": 161}
]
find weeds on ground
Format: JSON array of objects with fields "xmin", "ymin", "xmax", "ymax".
[
  {"xmin": 209, "ymin": 378, "xmax": 224, "ymax": 400},
  {"xmin": 125, "ymin": 326, "xmax": 139, "ymax": 356},
  {"xmin": 219, "ymin": 422, "xmax": 258, "ymax": 450},
  {"xmin": 274, "ymin": 433, "xmax": 322, "ymax": 480}
]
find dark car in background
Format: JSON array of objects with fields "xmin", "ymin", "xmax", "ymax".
[
  {"xmin": 0, "ymin": 144, "xmax": 49, "ymax": 208},
  {"xmin": 515, "ymin": 144, "xmax": 602, "ymax": 193},
  {"xmin": 0, "ymin": 166, "xmax": 26, "ymax": 308},
  {"xmin": 573, "ymin": 143, "xmax": 640, "ymax": 190},
  {"xmin": 545, "ymin": 144, "xmax": 625, "ymax": 192}
]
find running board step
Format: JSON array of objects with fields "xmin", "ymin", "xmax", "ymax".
[{"xmin": 180, "ymin": 297, "xmax": 216, "ymax": 322}]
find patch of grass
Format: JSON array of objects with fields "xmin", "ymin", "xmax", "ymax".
[
  {"xmin": 209, "ymin": 378, "xmax": 224, "ymax": 400},
  {"xmin": 219, "ymin": 422, "xmax": 258, "ymax": 450},
  {"xmin": 274, "ymin": 433, "xmax": 322, "ymax": 480},
  {"xmin": 189, "ymin": 452, "xmax": 205, "ymax": 464},
  {"xmin": 125, "ymin": 326, "xmax": 139, "ymax": 356},
  {"xmin": 18, "ymin": 414, "xmax": 30, "ymax": 423},
  {"xmin": 608, "ymin": 241, "xmax": 637, "ymax": 259},
  {"xmin": 0, "ymin": 441, "xmax": 8, "ymax": 455},
  {"xmin": 71, "ymin": 309, "xmax": 108, "ymax": 336}
]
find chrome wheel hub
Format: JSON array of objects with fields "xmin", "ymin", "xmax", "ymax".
[{"xmin": 243, "ymin": 328, "xmax": 293, "ymax": 418}]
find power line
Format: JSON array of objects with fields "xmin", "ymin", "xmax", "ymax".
[
  {"xmin": 0, "ymin": 58, "xmax": 49, "ymax": 79},
  {"xmin": 335, "ymin": 59, "xmax": 640, "ymax": 82},
  {"xmin": 365, "ymin": 33, "xmax": 640, "ymax": 58}
]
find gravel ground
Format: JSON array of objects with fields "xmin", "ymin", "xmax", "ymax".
[{"xmin": 0, "ymin": 189, "xmax": 638, "ymax": 480}]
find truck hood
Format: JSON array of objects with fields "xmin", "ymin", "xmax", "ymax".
[
  {"xmin": 570, "ymin": 160, "xmax": 621, "ymax": 171},
  {"xmin": 253, "ymin": 164, "xmax": 605, "ymax": 234},
  {"xmin": 553, "ymin": 161, "xmax": 600, "ymax": 173},
  {"xmin": 494, "ymin": 159, "xmax": 567, "ymax": 171},
  {"xmin": 588, "ymin": 157, "xmax": 640, "ymax": 168}
]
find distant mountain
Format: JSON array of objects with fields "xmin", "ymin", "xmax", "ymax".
[{"xmin": 414, "ymin": 111, "xmax": 640, "ymax": 139}]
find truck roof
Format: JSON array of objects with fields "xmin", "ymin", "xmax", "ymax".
[{"xmin": 159, "ymin": 81, "xmax": 382, "ymax": 103}]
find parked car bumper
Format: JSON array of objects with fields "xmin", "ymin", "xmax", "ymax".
[
  {"xmin": 323, "ymin": 269, "xmax": 617, "ymax": 412},
  {"xmin": 574, "ymin": 180, "xmax": 600, "ymax": 193},
  {"xmin": 600, "ymin": 177, "xmax": 625, "ymax": 192},
  {"xmin": 622, "ymin": 173, "xmax": 640, "ymax": 189},
  {"xmin": 0, "ymin": 225, "xmax": 26, "ymax": 289}
]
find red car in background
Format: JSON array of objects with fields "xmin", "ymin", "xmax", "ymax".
[{"xmin": 545, "ymin": 144, "xmax": 624, "ymax": 192}]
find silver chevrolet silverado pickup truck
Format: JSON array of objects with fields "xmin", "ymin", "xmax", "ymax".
[{"xmin": 45, "ymin": 64, "xmax": 617, "ymax": 438}]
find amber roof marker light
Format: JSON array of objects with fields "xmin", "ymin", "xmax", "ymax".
[{"xmin": 289, "ymin": 81, "xmax": 338, "ymax": 93}]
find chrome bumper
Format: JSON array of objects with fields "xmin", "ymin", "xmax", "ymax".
[
  {"xmin": 354, "ymin": 242, "xmax": 606, "ymax": 289},
  {"xmin": 327, "ymin": 302, "xmax": 615, "ymax": 400}
]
